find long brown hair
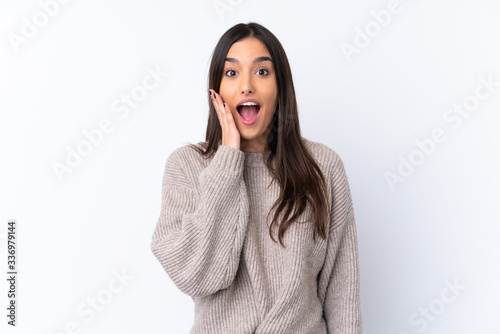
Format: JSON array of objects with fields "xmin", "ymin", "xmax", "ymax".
[{"xmin": 187, "ymin": 22, "xmax": 330, "ymax": 248}]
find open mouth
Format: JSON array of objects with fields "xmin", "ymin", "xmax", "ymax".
[{"xmin": 236, "ymin": 104, "xmax": 261, "ymax": 125}]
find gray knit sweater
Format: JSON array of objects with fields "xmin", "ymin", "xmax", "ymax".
[{"xmin": 150, "ymin": 137, "xmax": 362, "ymax": 333}]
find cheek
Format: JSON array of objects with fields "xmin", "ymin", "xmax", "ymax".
[
  {"xmin": 262, "ymin": 86, "xmax": 278, "ymax": 109},
  {"xmin": 218, "ymin": 81, "xmax": 232, "ymax": 97},
  {"xmin": 262, "ymin": 107, "xmax": 275, "ymax": 126}
]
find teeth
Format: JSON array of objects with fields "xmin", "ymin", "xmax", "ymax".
[{"xmin": 239, "ymin": 102, "xmax": 259, "ymax": 107}]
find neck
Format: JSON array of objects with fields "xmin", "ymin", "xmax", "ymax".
[{"xmin": 240, "ymin": 137, "xmax": 270, "ymax": 153}]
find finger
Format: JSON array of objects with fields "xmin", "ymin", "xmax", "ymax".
[
  {"xmin": 210, "ymin": 89, "xmax": 222, "ymax": 123},
  {"xmin": 224, "ymin": 102, "xmax": 236, "ymax": 126},
  {"xmin": 212, "ymin": 91, "xmax": 227, "ymax": 129}
]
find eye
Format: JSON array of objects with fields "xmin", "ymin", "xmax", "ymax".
[
  {"xmin": 224, "ymin": 68, "xmax": 270, "ymax": 77},
  {"xmin": 256, "ymin": 68, "xmax": 269, "ymax": 76},
  {"xmin": 225, "ymin": 69, "xmax": 237, "ymax": 77}
]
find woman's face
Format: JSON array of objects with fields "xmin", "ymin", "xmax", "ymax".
[{"xmin": 219, "ymin": 37, "xmax": 278, "ymax": 152}]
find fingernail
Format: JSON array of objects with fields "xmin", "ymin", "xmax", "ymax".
[
  {"xmin": 223, "ymin": 103, "xmax": 226, "ymax": 107},
  {"xmin": 208, "ymin": 90, "xmax": 212, "ymax": 96}
]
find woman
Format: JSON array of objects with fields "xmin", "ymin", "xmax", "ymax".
[{"xmin": 150, "ymin": 22, "xmax": 363, "ymax": 333}]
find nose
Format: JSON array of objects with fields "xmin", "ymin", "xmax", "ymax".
[{"xmin": 240, "ymin": 72, "xmax": 254, "ymax": 95}]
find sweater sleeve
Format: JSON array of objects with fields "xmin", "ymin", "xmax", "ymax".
[
  {"xmin": 320, "ymin": 154, "xmax": 363, "ymax": 333},
  {"xmin": 150, "ymin": 144, "xmax": 250, "ymax": 297}
]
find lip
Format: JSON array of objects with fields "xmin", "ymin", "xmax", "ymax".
[
  {"xmin": 236, "ymin": 98, "xmax": 261, "ymax": 126},
  {"xmin": 237, "ymin": 98, "xmax": 261, "ymax": 107}
]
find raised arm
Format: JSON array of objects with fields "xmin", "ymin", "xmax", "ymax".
[{"xmin": 150, "ymin": 145, "xmax": 250, "ymax": 297}]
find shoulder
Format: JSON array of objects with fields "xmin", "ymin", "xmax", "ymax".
[
  {"xmin": 161, "ymin": 141, "xmax": 209, "ymax": 189},
  {"xmin": 166, "ymin": 141, "xmax": 207, "ymax": 166},
  {"xmin": 162, "ymin": 141, "xmax": 209, "ymax": 180},
  {"xmin": 301, "ymin": 137, "xmax": 344, "ymax": 171},
  {"xmin": 301, "ymin": 137, "xmax": 352, "ymax": 197}
]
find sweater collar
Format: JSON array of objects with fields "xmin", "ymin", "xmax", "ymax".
[{"xmin": 243, "ymin": 150, "xmax": 273, "ymax": 168}]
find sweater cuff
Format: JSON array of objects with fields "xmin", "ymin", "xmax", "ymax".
[{"xmin": 210, "ymin": 145, "xmax": 245, "ymax": 175}]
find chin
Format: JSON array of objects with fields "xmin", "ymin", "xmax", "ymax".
[{"xmin": 238, "ymin": 131, "xmax": 256, "ymax": 140}]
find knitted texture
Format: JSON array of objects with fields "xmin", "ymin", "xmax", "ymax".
[{"xmin": 150, "ymin": 137, "xmax": 362, "ymax": 333}]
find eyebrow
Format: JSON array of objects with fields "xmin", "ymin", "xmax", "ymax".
[{"xmin": 225, "ymin": 56, "xmax": 273, "ymax": 64}]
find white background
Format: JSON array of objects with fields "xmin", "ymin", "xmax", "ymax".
[{"xmin": 1, "ymin": 0, "xmax": 499, "ymax": 333}]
